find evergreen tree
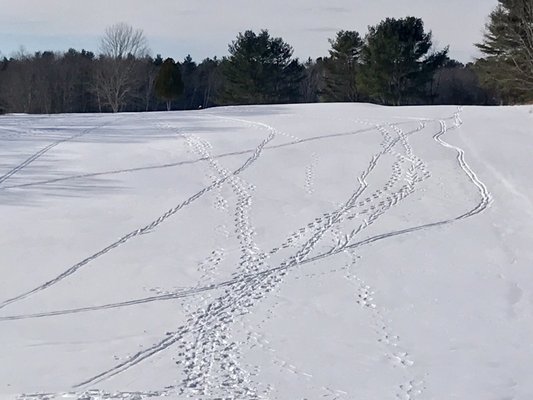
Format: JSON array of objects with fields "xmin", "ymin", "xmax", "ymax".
[
  {"xmin": 220, "ymin": 30, "xmax": 304, "ymax": 104},
  {"xmin": 155, "ymin": 58, "xmax": 184, "ymax": 110},
  {"xmin": 60, "ymin": 49, "xmax": 97, "ymax": 112},
  {"xmin": 359, "ymin": 17, "xmax": 448, "ymax": 105},
  {"xmin": 178, "ymin": 55, "xmax": 199, "ymax": 109},
  {"xmin": 475, "ymin": 0, "xmax": 533, "ymax": 102},
  {"xmin": 322, "ymin": 31, "xmax": 364, "ymax": 101},
  {"xmin": 153, "ymin": 54, "xmax": 164, "ymax": 66}
]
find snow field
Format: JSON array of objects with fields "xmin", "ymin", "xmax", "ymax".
[{"xmin": 0, "ymin": 104, "xmax": 532, "ymax": 399}]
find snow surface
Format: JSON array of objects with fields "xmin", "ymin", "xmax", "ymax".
[{"xmin": 0, "ymin": 104, "xmax": 532, "ymax": 400}]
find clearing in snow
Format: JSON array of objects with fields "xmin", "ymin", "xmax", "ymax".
[{"xmin": 0, "ymin": 103, "xmax": 532, "ymax": 399}]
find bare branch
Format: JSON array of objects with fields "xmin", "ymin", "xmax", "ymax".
[{"xmin": 99, "ymin": 22, "xmax": 149, "ymax": 59}]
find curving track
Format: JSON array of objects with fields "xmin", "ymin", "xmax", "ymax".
[{"xmin": 0, "ymin": 105, "xmax": 505, "ymax": 400}]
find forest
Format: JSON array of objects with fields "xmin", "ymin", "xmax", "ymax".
[{"xmin": 0, "ymin": 0, "xmax": 531, "ymax": 114}]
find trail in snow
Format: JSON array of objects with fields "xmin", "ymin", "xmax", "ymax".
[
  {"xmin": 0, "ymin": 111, "xmax": 492, "ymax": 325},
  {"xmin": 0, "ymin": 116, "xmax": 277, "ymax": 311},
  {"xmin": 0, "ymin": 124, "xmax": 384, "ymax": 191},
  {"xmin": 434, "ymin": 110, "xmax": 493, "ymax": 219},
  {"xmin": 0, "ymin": 116, "xmax": 116, "ymax": 186},
  {"xmin": 73, "ymin": 112, "xmax": 433, "ymax": 397},
  {"xmin": 1, "ymin": 106, "xmax": 497, "ymax": 400}
]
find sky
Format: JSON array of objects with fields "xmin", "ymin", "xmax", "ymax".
[{"xmin": 0, "ymin": 0, "xmax": 498, "ymax": 63}]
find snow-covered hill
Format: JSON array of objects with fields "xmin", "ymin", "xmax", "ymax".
[{"xmin": 1, "ymin": 104, "xmax": 532, "ymax": 400}]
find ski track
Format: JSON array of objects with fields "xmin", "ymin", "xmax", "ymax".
[
  {"xmin": 434, "ymin": 109, "xmax": 493, "ymax": 219},
  {"xmin": 0, "ymin": 115, "xmax": 56, "ymax": 141},
  {"xmin": 0, "ymin": 110, "xmax": 492, "ymax": 320},
  {"xmin": 5, "ymin": 108, "xmax": 494, "ymax": 400},
  {"xmin": 0, "ymin": 115, "xmax": 277, "ymax": 311},
  {"xmin": 1, "ymin": 125, "xmax": 384, "ymax": 191},
  {"xmin": 73, "ymin": 113, "xmax": 430, "ymax": 396},
  {"xmin": 0, "ymin": 116, "xmax": 117, "ymax": 187},
  {"xmin": 69, "ymin": 118, "xmax": 281, "ymax": 393},
  {"xmin": 73, "ymin": 118, "xmax": 320, "ymax": 398}
]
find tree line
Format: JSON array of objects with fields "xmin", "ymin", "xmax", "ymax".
[{"xmin": 0, "ymin": 0, "xmax": 531, "ymax": 114}]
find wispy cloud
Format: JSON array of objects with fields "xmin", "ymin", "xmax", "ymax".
[
  {"xmin": 321, "ymin": 6, "xmax": 351, "ymax": 13},
  {"xmin": 0, "ymin": 0, "xmax": 499, "ymax": 63}
]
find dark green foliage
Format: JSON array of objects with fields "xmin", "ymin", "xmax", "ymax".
[
  {"xmin": 61, "ymin": 49, "xmax": 97, "ymax": 112},
  {"xmin": 153, "ymin": 54, "xmax": 164, "ymax": 66},
  {"xmin": 359, "ymin": 17, "xmax": 448, "ymax": 105},
  {"xmin": 0, "ymin": 17, "xmax": 509, "ymax": 113},
  {"xmin": 220, "ymin": 30, "xmax": 304, "ymax": 104},
  {"xmin": 322, "ymin": 31, "xmax": 364, "ymax": 101},
  {"xmin": 475, "ymin": 0, "xmax": 533, "ymax": 103},
  {"xmin": 155, "ymin": 58, "xmax": 184, "ymax": 110},
  {"xmin": 179, "ymin": 55, "xmax": 200, "ymax": 109}
]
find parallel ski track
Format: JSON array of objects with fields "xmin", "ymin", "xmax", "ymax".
[
  {"xmin": 0, "ymin": 117, "xmax": 114, "ymax": 186},
  {"xmin": 5, "ymin": 108, "xmax": 493, "ymax": 400},
  {"xmin": 17, "ymin": 389, "xmax": 168, "ymax": 400},
  {"xmin": 0, "ymin": 115, "xmax": 277, "ymax": 311},
  {"xmin": 0, "ymin": 115, "xmax": 54, "ymax": 141},
  {"xmin": 1, "ymin": 125, "xmax": 383, "ymax": 190},
  {"xmin": 0, "ymin": 110, "xmax": 491, "ymax": 324},
  {"xmin": 72, "ymin": 117, "xmax": 430, "ymax": 391},
  {"xmin": 73, "ymin": 120, "xmax": 296, "ymax": 392},
  {"xmin": 434, "ymin": 109, "xmax": 492, "ymax": 219}
]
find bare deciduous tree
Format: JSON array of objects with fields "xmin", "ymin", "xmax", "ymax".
[
  {"xmin": 94, "ymin": 22, "xmax": 150, "ymax": 112},
  {"xmin": 99, "ymin": 22, "xmax": 149, "ymax": 59}
]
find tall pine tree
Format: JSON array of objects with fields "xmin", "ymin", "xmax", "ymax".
[
  {"xmin": 155, "ymin": 58, "xmax": 184, "ymax": 111},
  {"xmin": 322, "ymin": 31, "xmax": 364, "ymax": 102},
  {"xmin": 359, "ymin": 17, "xmax": 448, "ymax": 105},
  {"xmin": 220, "ymin": 30, "xmax": 304, "ymax": 104},
  {"xmin": 476, "ymin": 0, "xmax": 533, "ymax": 102}
]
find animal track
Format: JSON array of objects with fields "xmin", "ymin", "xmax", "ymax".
[
  {"xmin": 304, "ymin": 152, "xmax": 319, "ymax": 195},
  {"xmin": 9, "ymin": 109, "xmax": 494, "ymax": 400},
  {"xmin": 397, "ymin": 379, "xmax": 425, "ymax": 400}
]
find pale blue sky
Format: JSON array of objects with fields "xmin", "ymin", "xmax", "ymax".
[{"xmin": 0, "ymin": 0, "xmax": 498, "ymax": 62}]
